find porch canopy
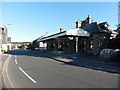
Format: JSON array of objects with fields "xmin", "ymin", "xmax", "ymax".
[{"xmin": 37, "ymin": 28, "xmax": 90, "ymax": 42}]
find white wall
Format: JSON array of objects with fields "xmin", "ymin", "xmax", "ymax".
[
  {"xmin": 1, "ymin": 44, "xmax": 12, "ymax": 52},
  {"xmin": 0, "ymin": 47, "xmax": 1, "ymax": 54},
  {"xmin": 2, "ymin": 44, "xmax": 8, "ymax": 51},
  {"xmin": 39, "ymin": 42, "xmax": 44, "ymax": 47}
]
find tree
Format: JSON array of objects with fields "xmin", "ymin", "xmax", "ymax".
[
  {"xmin": 7, "ymin": 45, "xmax": 10, "ymax": 51},
  {"xmin": 11, "ymin": 45, "xmax": 15, "ymax": 49}
]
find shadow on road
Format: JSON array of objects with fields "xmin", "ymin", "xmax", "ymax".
[{"xmin": 4, "ymin": 49, "xmax": 120, "ymax": 74}]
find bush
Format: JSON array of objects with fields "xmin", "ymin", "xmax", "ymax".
[
  {"xmin": 11, "ymin": 45, "xmax": 15, "ymax": 49},
  {"xmin": 24, "ymin": 45, "xmax": 28, "ymax": 49}
]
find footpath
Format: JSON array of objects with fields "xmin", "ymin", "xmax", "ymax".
[
  {"xmin": 0, "ymin": 53, "xmax": 3, "ymax": 90},
  {"xmin": 41, "ymin": 51, "xmax": 120, "ymax": 74},
  {"xmin": 0, "ymin": 53, "xmax": 9, "ymax": 89}
]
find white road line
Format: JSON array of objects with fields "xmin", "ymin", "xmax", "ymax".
[
  {"xmin": 19, "ymin": 67, "xmax": 37, "ymax": 84},
  {"xmin": 15, "ymin": 54, "xmax": 17, "ymax": 64},
  {"xmin": 15, "ymin": 59, "xmax": 18, "ymax": 65}
]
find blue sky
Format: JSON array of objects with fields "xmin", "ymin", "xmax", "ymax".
[{"xmin": 2, "ymin": 2, "xmax": 118, "ymax": 42}]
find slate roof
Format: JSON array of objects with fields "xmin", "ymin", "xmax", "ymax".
[{"xmin": 82, "ymin": 22, "xmax": 117, "ymax": 34}]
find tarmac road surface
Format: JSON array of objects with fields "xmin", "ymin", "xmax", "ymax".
[{"xmin": 2, "ymin": 49, "xmax": 119, "ymax": 88}]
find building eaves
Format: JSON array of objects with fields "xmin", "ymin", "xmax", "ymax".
[
  {"xmin": 37, "ymin": 28, "xmax": 90, "ymax": 42},
  {"xmin": 37, "ymin": 31, "xmax": 66, "ymax": 42},
  {"xmin": 66, "ymin": 28, "xmax": 90, "ymax": 37}
]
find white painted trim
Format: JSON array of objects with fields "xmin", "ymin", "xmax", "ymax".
[
  {"xmin": 37, "ymin": 32, "xmax": 66, "ymax": 42},
  {"xmin": 37, "ymin": 28, "xmax": 90, "ymax": 42}
]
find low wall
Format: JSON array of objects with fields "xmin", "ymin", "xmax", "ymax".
[{"xmin": 44, "ymin": 50, "xmax": 64, "ymax": 55}]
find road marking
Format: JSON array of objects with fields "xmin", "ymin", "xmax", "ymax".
[
  {"xmin": 19, "ymin": 67, "xmax": 37, "ymax": 84},
  {"xmin": 14, "ymin": 52, "xmax": 18, "ymax": 65},
  {"xmin": 15, "ymin": 59, "xmax": 18, "ymax": 65}
]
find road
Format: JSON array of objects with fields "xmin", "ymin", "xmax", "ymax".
[{"xmin": 2, "ymin": 49, "xmax": 119, "ymax": 88}]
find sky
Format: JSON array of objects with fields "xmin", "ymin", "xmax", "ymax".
[{"xmin": 2, "ymin": 2, "xmax": 119, "ymax": 42}]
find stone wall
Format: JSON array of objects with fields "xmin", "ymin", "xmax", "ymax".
[
  {"xmin": 78, "ymin": 37, "xmax": 90, "ymax": 54},
  {"xmin": 45, "ymin": 37, "xmax": 76, "ymax": 53},
  {"xmin": 77, "ymin": 33, "xmax": 111, "ymax": 55},
  {"xmin": 90, "ymin": 33, "xmax": 111, "ymax": 55},
  {"xmin": 43, "ymin": 33, "xmax": 111, "ymax": 55}
]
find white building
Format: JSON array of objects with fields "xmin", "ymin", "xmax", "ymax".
[
  {"xmin": 0, "ymin": 27, "xmax": 2, "ymax": 54},
  {"xmin": 0, "ymin": 26, "xmax": 12, "ymax": 53}
]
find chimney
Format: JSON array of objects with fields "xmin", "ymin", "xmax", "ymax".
[
  {"xmin": 87, "ymin": 15, "xmax": 92, "ymax": 24},
  {"xmin": 76, "ymin": 20, "xmax": 81, "ymax": 28},
  {"xmin": 45, "ymin": 32, "xmax": 48, "ymax": 37},
  {"xmin": 60, "ymin": 27, "xmax": 64, "ymax": 32}
]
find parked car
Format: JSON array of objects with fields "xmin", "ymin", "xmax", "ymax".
[
  {"xmin": 100, "ymin": 49, "xmax": 120, "ymax": 61},
  {"xmin": 35, "ymin": 47, "xmax": 43, "ymax": 51}
]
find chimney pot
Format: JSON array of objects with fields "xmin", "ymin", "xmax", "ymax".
[
  {"xmin": 76, "ymin": 20, "xmax": 81, "ymax": 28},
  {"xmin": 60, "ymin": 28, "xmax": 64, "ymax": 32}
]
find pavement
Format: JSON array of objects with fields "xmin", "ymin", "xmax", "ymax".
[
  {"xmin": 0, "ymin": 52, "xmax": 10, "ymax": 89},
  {"xmin": 0, "ymin": 53, "xmax": 2, "ymax": 90},
  {"xmin": 41, "ymin": 51, "xmax": 120, "ymax": 74}
]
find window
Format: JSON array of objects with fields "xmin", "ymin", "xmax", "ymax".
[{"xmin": 89, "ymin": 39, "xmax": 93, "ymax": 50}]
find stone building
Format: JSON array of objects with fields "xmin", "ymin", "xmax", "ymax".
[
  {"xmin": 32, "ymin": 32, "xmax": 48, "ymax": 50},
  {"xmin": 1, "ymin": 26, "xmax": 8, "ymax": 44},
  {"xmin": 33, "ymin": 16, "xmax": 117, "ymax": 55},
  {"xmin": 117, "ymin": 1, "xmax": 120, "ymax": 33},
  {"xmin": 0, "ymin": 26, "xmax": 12, "ymax": 52},
  {"xmin": 112, "ymin": 1, "xmax": 120, "ymax": 49}
]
